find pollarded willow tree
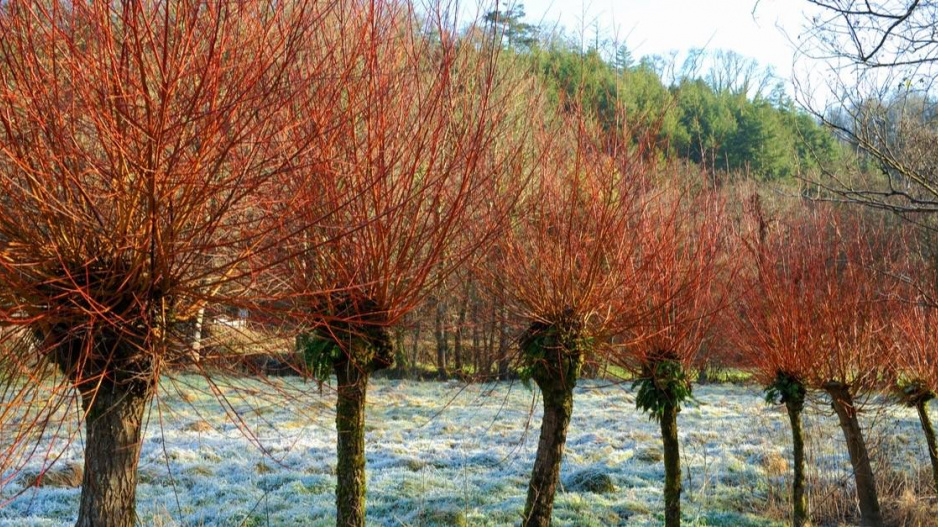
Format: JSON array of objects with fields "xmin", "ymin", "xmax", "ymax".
[
  {"xmin": 268, "ymin": 2, "xmax": 532, "ymax": 524},
  {"xmin": 804, "ymin": 212, "xmax": 897, "ymax": 527},
  {"xmin": 0, "ymin": 1, "xmax": 324, "ymax": 525},
  {"xmin": 491, "ymin": 110, "xmax": 654, "ymax": 527},
  {"xmin": 734, "ymin": 197, "xmax": 823, "ymax": 527},
  {"xmin": 889, "ymin": 302, "xmax": 938, "ymax": 493},
  {"xmin": 615, "ymin": 186, "xmax": 731, "ymax": 527},
  {"xmin": 740, "ymin": 204, "xmax": 895, "ymax": 527},
  {"xmin": 733, "ymin": 199, "xmax": 857, "ymax": 527}
]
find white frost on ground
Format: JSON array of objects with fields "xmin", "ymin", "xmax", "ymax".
[{"xmin": 0, "ymin": 377, "xmax": 932, "ymax": 526}]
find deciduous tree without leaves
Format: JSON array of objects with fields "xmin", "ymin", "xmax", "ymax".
[{"xmin": 0, "ymin": 1, "xmax": 322, "ymax": 524}]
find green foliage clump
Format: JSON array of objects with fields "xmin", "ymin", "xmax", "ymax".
[
  {"xmin": 633, "ymin": 359, "xmax": 693, "ymax": 421},
  {"xmin": 296, "ymin": 332, "xmax": 340, "ymax": 382},
  {"xmin": 764, "ymin": 371, "xmax": 807, "ymax": 407},
  {"xmin": 296, "ymin": 324, "xmax": 395, "ymax": 382}
]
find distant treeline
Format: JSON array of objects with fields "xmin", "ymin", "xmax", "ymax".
[{"xmin": 483, "ymin": 6, "xmax": 842, "ymax": 181}]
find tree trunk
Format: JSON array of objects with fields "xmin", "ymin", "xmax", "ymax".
[
  {"xmin": 785, "ymin": 397, "xmax": 809, "ymax": 527},
  {"xmin": 76, "ymin": 384, "xmax": 150, "ymax": 527},
  {"xmin": 496, "ymin": 303, "xmax": 509, "ymax": 379},
  {"xmin": 915, "ymin": 398, "xmax": 938, "ymax": 494},
  {"xmin": 335, "ymin": 360, "xmax": 369, "ymax": 527},
  {"xmin": 484, "ymin": 298, "xmax": 497, "ymax": 375},
  {"xmin": 661, "ymin": 400, "xmax": 682, "ymax": 527},
  {"xmin": 522, "ymin": 379, "xmax": 574, "ymax": 527},
  {"xmin": 471, "ymin": 305, "xmax": 480, "ymax": 375},
  {"xmin": 434, "ymin": 298, "xmax": 447, "ymax": 376},
  {"xmin": 580, "ymin": 360, "xmax": 599, "ymax": 379},
  {"xmin": 190, "ymin": 305, "xmax": 206, "ymax": 358},
  {"xmin": 442, "ymin": 325, "xmax": 450, "ymax": 375},
  {"xmin": 410, "ymin": 322, "xmax": 421, "ymax": 375},
  {"xmin": 825, "ymin": 384, "xmax": 882, "ymax": 527},
  {"xmin": 453, "ymin": 298, "xmax": 466, "ymax": 372},
  {"xmin": 393, "ymin": 327, "xmax": 408, "ymax": 373}
]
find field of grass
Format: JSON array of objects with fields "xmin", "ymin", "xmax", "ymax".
[{"xmin": 1, "ymin": 377, "xmax": 935, "ymax": 526}]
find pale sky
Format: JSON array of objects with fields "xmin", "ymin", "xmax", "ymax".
[{"xmin": 458, "ymin": 0, "xmax": 822, "ymax": 91}]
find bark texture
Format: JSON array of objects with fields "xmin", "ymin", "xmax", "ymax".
[
  {"xmin": 496, "ymin": 302, "xmax": 509, "ymax": 379},
  {"xmin": 410, "ymin": 322, "xmax": 421, "ymax": 372},
  {"xmin": 522, "ymin": 376, "xmax": 574, "ymax": 527},
  {"xmin": 335, "ymin": 360, "xmax": 369, "ymax": 527},
  {"xmin": 661, "ymin": 400, "xmax": 682, "ymax": 527},
  {"xmin": 785, "ymin": 397, "xmax": 809, "ymax": 527},
  {"xmin": 453, "ymin": 297, "xmax": 467, "ymax": 372},
  {"xmin": 915, "ymin": 398, "xmax": 938, "ymax": 494},
  {"xmin": 76, "ymin": 384, "xmax": 150, "ymax": 527},
  {"xmin": 825, "ymin": 384, "xmax": 882, "ymax": 527},
  {"xmin": 434, "ymin": 297, "xmax": 448, "ymax": 375}
]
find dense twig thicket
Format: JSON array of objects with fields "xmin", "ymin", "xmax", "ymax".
[
  {"xmin": 262, "ymin": 2, "xmax": 533, "ymax": 524},
  {"xmin": 614, "ymin": 185, "xmax": 732, "ymax": 527},
  {"xmin": 488, "ymin": 109, "xmax": 654, "ymax": 526},
  {"xmin": 0, "ymin": 1, "xmax": 328, "ymax": 524},
  {"xmin": 736, "ymin": 202, "xmax": 901, "ymax": 527},
  {"xmin": 890, "ymin": 302, "xmax": 938, "ymax": 494}
]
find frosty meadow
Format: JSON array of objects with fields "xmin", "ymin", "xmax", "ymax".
[{"xmin": 2, "ymin": 378, "xmax": 935, "ymax": 526}]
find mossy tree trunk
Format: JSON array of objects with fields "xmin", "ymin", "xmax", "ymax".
[
  {"xmin": 785, "ymin": 396, "xmax": 809, "ymax": 527},
  {"xmin": 76, "ymin": 382, "xmax": 151, "ymax": 527},
  {"xmin": 335, "ymin": 359, "xmax": 369, "ymax": 527},
  {"xmin": 393, "ymin": 328, "xmax": 408, "ymax": 373},
  {"xmin": 520, "ymin": 316, "xmax": 584, "ymax": 527},
  {"xmin": 330, "ymin": 321, "xmax": 393, "ymax": 527},
  {"xmin": 660, "ymin": 399, "xmax": 681, "ymax": 527},
  {"xmin": 824, "ymin": 384, "xmax": 882, "ymax": 527},
  {"xmin": 49, "ymin": 332, "xmax": 153, "ymax": 527},
  {"xmin": 523, "ymin": 375, "xmax": 575, "ymax": 527},
  {"xmin": 914, "ymin": 398, "xmax": 938, "ymax": 494},
  {"xmin": 637, "ymin": 358, "xmax": 688, "ymax": 527}
]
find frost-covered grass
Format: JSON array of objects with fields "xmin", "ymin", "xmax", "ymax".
[{"xmin": 1, "ymin": 377, "xmax": 934, "ymax": 526}]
